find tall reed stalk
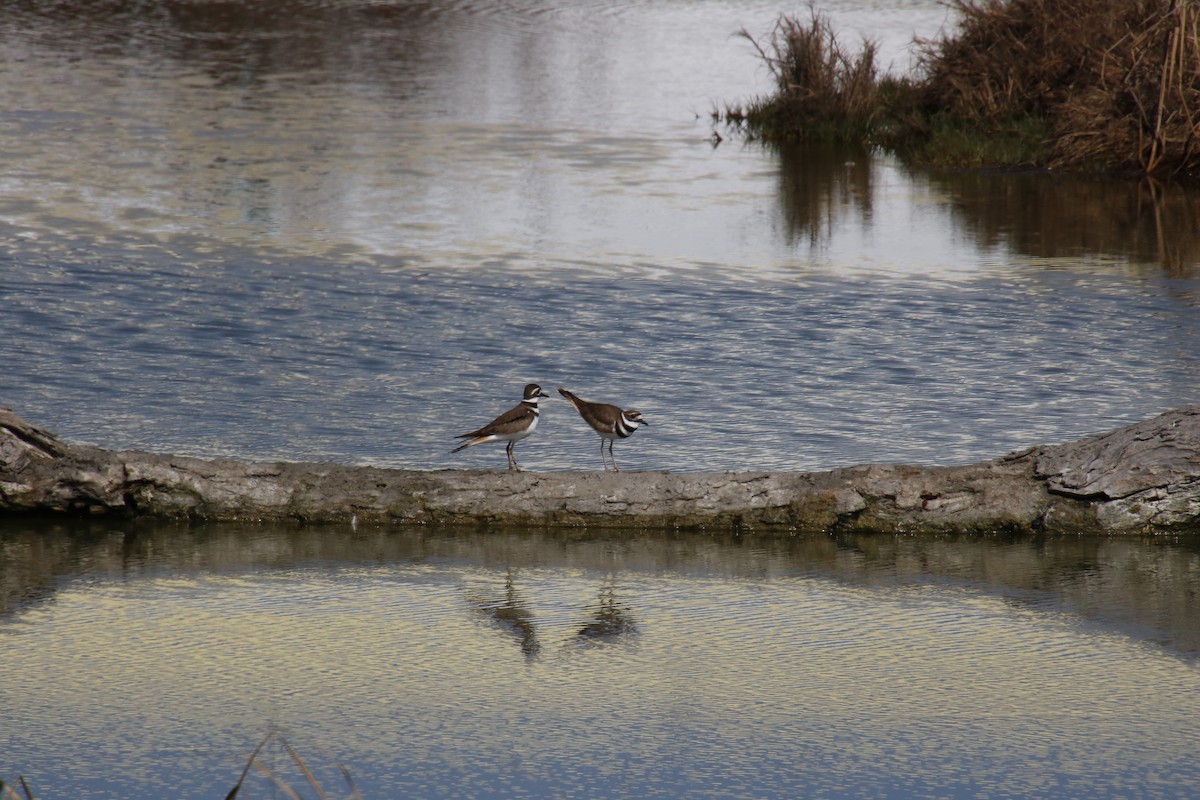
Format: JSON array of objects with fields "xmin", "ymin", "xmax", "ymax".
[
  {"xmin": 0, "ymin": 777, "xmax": 34, "ymax": 800},
  {"xmin": 225, "ymin": 732, "xmax": 362, "ymax": 800}
]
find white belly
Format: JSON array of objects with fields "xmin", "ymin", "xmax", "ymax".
[{"xmin": 497, "ymin": 414, "xmax": 537, "ymax": 442}]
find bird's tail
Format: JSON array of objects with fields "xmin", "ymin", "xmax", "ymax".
[{"xmin": 451, "ymin": 436, "xmax": 483, "ymax": 453}]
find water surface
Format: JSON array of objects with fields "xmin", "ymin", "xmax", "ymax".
[
  {"xmin": 2, "ymin": 521, "xmax": 1199, "ymax": 799},
  {"xmin": 1, "ymin": 0, "xmax": 1198, "ymax": 473},
  {"xmin": 2, "ymin": 6, "xmax": 1200, "ymax": 795}
]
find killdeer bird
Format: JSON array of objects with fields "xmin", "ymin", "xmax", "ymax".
[
  {"xmin": 452, "ymin": 383, "xmax": 550, "ymax": 471},
  {"xmin": 557, "ymin": 387, "xmax": 649, "ymax": 472}
]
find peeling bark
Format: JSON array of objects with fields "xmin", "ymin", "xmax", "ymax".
[{"xmin": 2, "ymin": 406, "xmax": 1199, "ymax": 533}]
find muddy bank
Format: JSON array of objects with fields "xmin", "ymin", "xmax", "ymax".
[{"xmin": 2, "ymin": 407, "xmax": 1199, "ymax": 533}]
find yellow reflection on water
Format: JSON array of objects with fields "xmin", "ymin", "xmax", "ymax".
[{"xmin": 3, "ymin": 557, "xmax": 1198, "ymax": 799}]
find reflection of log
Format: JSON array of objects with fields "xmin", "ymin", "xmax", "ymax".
[{"xmin": 2, "ymin": 406, "xmax": 1199, "ymax": 534}]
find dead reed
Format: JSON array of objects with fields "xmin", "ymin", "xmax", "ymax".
[
  {"xmin": 0, "ymin": 778, "xmax": 34, "ymax": 800},
  {"xmin": 729, "ymin": 0, "xmax": 1200, "ymax": 178},
  {"xmin": 724, "ymin": 6, "xmax": 884, "ymax": 142},
  {"xmin": 226, "ymin": 732, "xmax": 362, "ymax": 800},
  {"xmin": 916, "ymin": 0, "xmax": 1088, "ymax": 125},
  {"xmin": 3, "ymin": 734, "xmax": 359, "ymax": 800},
  {"xmin": 1049, "ymin": 0, "xmax": 1200, "ymax": 175}
]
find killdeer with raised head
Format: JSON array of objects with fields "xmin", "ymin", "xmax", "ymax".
[
  {"xmin": 557, "ymin": 387, "xmax": 649, "ymax": 472},
  {"xmin": 452, "ymin": 383, "xmax": 550, "ymax": 471}
]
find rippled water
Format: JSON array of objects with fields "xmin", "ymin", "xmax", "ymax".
[
  {"xmin": 1, "ymin": 0, "xmax": 1199, "ymax": 473},
  {"xmin": 3, "ymin": 4, "xmax": 1200, "ymax": 796},
  {"xmin": 3, "ymin": 521, "xmax": 1200, "ymax": 799}
]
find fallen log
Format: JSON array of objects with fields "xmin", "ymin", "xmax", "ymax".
[{"xmin": 2, "ymin": 406, "xmax": 1199, "ymax": 533}]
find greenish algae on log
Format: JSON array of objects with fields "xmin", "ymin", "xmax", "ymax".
[{"xmin": 2, "ymin": 407, "xmax": 1200, "ymax": 534}]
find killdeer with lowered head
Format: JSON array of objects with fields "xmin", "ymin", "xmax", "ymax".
[
  {"xmin": 557, "ymin": 387, "xmax": 649, "ymax": 472},
  {"xmin": 452, "ymin": 383, "xmax": 550, "ymax": 471}
]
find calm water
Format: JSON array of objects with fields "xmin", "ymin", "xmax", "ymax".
[
  {"xmin": 3, "ymin": 520, "xmax": 1200, "ymax": 800},
  {"xmin": 3, "ymin": 2, "xmax": 1200, "ymax": 798}
]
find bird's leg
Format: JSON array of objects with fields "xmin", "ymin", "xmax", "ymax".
[
  {"xmin": 507, "ymin": 441, "xmax": 520, "ymax": 471},
  {"xmin": 609, "ymin": 439, "xmax": 620, "ymax": 472}
]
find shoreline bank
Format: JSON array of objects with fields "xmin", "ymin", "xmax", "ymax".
[{"xmin": 4, "ymin": 407, "xmax": 1199, "ymax": 534}]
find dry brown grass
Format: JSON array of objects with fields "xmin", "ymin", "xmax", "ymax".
[
  {"xmin": 0, "ymin": 778, "xmax": 33, "ymax": 800},
  {"xmin": 225, "ymin": 732, "xmax": 362, "ymax": 800},
  {"xmin": 733, "ymin": 0, "xmax": 1200, "ymax": 177},
  {"xmin": 917, "ymin": 0, "xmax": 1200, "ymax": 176},
  {"xmin": 3, "ymin": 734, "xmax": 359, "ymax": 800},
  {"xmin": 742, "ymin": 8, "xmax": 880, "ymax": 121},
  {"xmin": 1050, "ymin": 0, "xmax": 1200, "ymax": 175},
  {"xmin": 916, "ymin": 0, "xmax": 1092, "ymax": 124},
  {"xmin": 726, "ymin": 6, "xmax": 883, "ymax": 141}
]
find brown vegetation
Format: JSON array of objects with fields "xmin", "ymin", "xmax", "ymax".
[
  {"xmin": 730, "ymin": 0, "xmax": 1200, "ymax": 178},
  {"xmin": 225, "ymin": 732, "xmax": 361, "ymax": 800},
  {"xmin": 0, "ymin": 778, "xmax": 32, "ymax": 800},
  {"xmin": 726, "ymin": 9, "xmax": 885, "ymax": 140},
  {"xmin": 1050, "ymin": 0, "xmax": 1199, "ymax": 174}
]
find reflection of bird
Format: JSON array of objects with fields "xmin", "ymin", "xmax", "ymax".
[
  {"xmin": 452, "ymin": 383, "xmax": 550, "ymax": 471},
  {"xmin": 557, "ymin": 388, "xmax": 649, "ymax": 472},
  {"xmin": 471, "ymin": 571, "xmax": 540, "ymax": 658},
  {"xmin": 575, "ymin": 585, "xmax": 637, "ymax": 643}
]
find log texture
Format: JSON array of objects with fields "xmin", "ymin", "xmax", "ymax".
[{"xmin": 3, "ymin": 406, "xmax": 1200, "ymax": 533}]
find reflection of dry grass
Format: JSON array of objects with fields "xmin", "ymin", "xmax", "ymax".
[
  {"xmin": 927, "ymin": 169, "xmax": 1200, "ymax": 272},
  {"xmin": 774, "ymin": 142, "xmax": 875, "ymax": 248},
  {"xmin": 0, "ymin": 777, "xmax": 33, "ymax": 800},
  {"xmin": 226, "ymin": 732, "xmax": 362, "ymax": 800},
  {"xmin": 8, "ymin": 736, "xmax": 359, "ymax": 799},
  {"xmin": 770, "ymin": 136, "xmax": 1199, "ymax": 269}
]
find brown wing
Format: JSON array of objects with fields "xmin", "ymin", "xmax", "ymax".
[
  {"xmin": 457, "ymin": 402, "xmax": 535, "ymax": 439},
  {"xmin": 558, "ymin": 388, "xmax": 622, "ymax": 434},
  {"xmin": 586, "ymin": 402, "xmax": 623, "ymax": 428}
]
